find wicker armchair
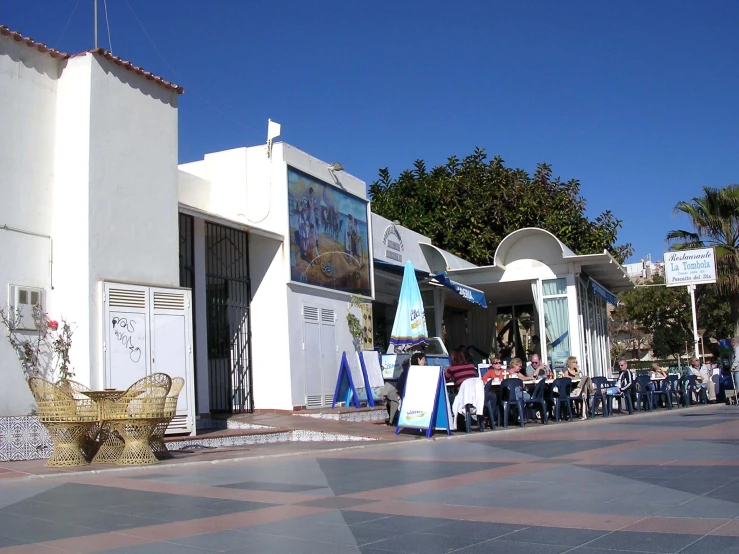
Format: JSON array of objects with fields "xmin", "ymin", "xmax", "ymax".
[
  {"xmin": 103, "ymin": 373, "xmax": 171, "ymax": 465},
  {"xmin": 150, "ymin": 377, "xmax": 185, "ymax": 459},
  {"xmin": 29, "ymin": 377, "xmax": 98, "ymax": 467},
  {"xmin": 55, "ymin": 379, "xmax": 101, "ymax": 460}
]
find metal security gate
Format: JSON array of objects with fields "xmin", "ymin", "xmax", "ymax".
[
  {"xmin": 205, "ymin": 222, "xmax": 253, "ymax": 413},
  {"xmin": 178, "ymin": 214, "xmax": 198, "ymax": 412}
]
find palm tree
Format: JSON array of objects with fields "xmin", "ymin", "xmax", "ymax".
[{"xmin": 667, "ymin": 185, "xmax": 739, "ymax": 336}]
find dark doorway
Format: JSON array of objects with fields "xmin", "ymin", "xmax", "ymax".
[{"xmin": 204, "ymin": 222, "xmax": 253, "ymax": 413}]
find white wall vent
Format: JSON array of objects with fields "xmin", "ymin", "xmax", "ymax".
[
  {"xmin": 153, "ymin": 292, "xmax": 186, "ymax": 310},
  {"xmin": 108, "ymin": 288, "xmax": 147, "ymax": 309},
  {"xmin": 303, "ymin": 306, "xmax": 319, "ymax": 322}
]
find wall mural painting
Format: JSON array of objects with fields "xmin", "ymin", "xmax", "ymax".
[{"xmin": 288, "ymin": 167, "xmax": 371, "ymax": 296}]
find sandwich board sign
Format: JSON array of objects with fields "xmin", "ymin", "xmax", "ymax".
[
  {"xmin": 331, "ymin": 352, "xmax": 363, "ymax": 409},
  {"xmin": 360, "ymin": 350, "xmax": 384, "ymax": 404},
  {"xmin": 396, "ymin": 366, "xmax": 451, "ymax": 438},
  {"xmin": 663, "ymin": 248, "xmax": 717, "ymax": 287}
]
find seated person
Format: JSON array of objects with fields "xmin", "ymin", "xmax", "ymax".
[
  {"xmin": 481, "ymin": 358, "xmax": 505, "ymax": 383},
  {"xmin": 564, "ymin": 356, "xmax": 581, "ymax": 380},
  {"xmin": 612, "ymin": 359, "xmax": 634, "ymax": 404},
  {"xmin": 379, "ymin": 352, "xmax": 426, "ymax": 425},
  {"xmin": 526, "ymin": 354, "xmax": 552, "ymax": 379},
  {"xmin": 445, "ymin": 349, "xmax": 479, "ymax": 391},
  {"xmin": 507, "ymin": 357, "xmax": 532, "ymax": 401},
  {"xmin": 650, "ymin": 363, "xmax": 668, "ymax": 379}
]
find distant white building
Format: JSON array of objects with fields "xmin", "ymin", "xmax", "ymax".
[{"xmin": 624, "ymin": 254, "xmax": 665, "ymax": 282}]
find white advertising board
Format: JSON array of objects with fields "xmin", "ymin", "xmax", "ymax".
[
  {"xmin": 361, "ymin": 351, "xmax": 385, "ymax": 388},
  {"xmin": 396, "ymin": 365, "xmax": 441, "ymax": 430},
  {"xmin": 346, "ymin": 351, "xmax": 366, "ymax": 392},
  {"xmin": 381, "ymin": 354, "xmax": 410, "ymax": 379},
  {"xmin": 663, "ymin": 248, "xmax": 717, "ymax": 287}
]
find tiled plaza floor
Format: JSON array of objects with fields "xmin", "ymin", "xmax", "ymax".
[{"xmin": 2, "ymin": 404, "xmax": 739, "ymax": 552}]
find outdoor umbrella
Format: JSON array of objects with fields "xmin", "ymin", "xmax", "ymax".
[{"xmin": 389, "ymin": 260, "xmax": 429, "ymax": 351}]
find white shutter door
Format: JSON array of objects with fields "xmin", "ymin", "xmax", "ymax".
[
  {"xmin": 104, "ymin": 283, "xmax": 150, "ymax": 391},
  {"xmin": 150, "ymin": 287, "xmax": 195, "ymax": 434},
  {"xmin": 303, "ymin": 306, "xmax": 322, "ymax": 408},
  {"xmin": 319, "ymin": 308, "xmax": 337, "ymax": 406}
]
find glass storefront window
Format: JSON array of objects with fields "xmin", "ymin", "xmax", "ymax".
[{"xmin": 543, "ymin": 278, "xmax": 570, "ymax": 370}]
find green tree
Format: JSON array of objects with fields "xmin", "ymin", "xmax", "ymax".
[
  {"xmin": 369, "ymin": 149, "xmax": 633, "ymax": 265},
  {"xmin": 667, "ymin": 184, "xmax": 739, "ymax": 336},
  {"xmin": 612, "ymin": 275, "xmax": 693, "ymax": 361}
]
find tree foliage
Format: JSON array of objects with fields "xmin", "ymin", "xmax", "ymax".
[
  {"xmin": 667, "ymin": 184, "xmax": 739, "ymax": 335},
  {"xmin": 369, "ymin": 149, "xmax": 633, "ymax": 265},
  {"xmin": 612, "ymin": 275, "xmax": 730, "ymax": 361},
  {"xmin": 612, "ymin": 275, "xmax": 692, "ymax": 360}
]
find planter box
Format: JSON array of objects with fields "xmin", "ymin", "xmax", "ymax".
[{"xmin": 0, "ymin": 415, "xmax": 52, "ymax": 461}]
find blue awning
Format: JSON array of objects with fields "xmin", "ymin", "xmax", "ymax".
[
  {"xmin": 590, "ymin": 278, "xmax": 617, "ymax": 306},
  {"xmin": 431, "ymin": 272, "xmax": 488, "ymax": 308}
]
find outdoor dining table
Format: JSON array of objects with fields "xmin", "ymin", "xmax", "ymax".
[{"xmin": 79, "ymin": 389, "xmax": 128, "ymax": 463}]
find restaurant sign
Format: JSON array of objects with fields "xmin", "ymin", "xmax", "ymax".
[
  {"xmin": 663, "ymin": 248, "xmax": 717, "ymax": 287},
  {"xmin": 383, "ymin": 224, "xmax": 404, "ymax": 263}
]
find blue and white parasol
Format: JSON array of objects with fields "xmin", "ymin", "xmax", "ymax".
[{"xmin": 389, "ymin": 261, "xmax": 428, "ymax": 350}]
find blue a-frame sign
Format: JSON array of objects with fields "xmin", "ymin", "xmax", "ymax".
[{"xmin": 331, "ymin": 352, "xmax": 362, "ymax": 409}]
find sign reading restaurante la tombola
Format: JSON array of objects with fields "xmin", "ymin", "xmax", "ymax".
[{"xmin": 663, "ymin": 247, "xmax": 717, "ymax": 287}]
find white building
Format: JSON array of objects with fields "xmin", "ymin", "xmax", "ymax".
[
  {"xmin": 0, "ymin": 27, "xmax": 194, "ymax": 432},
  {"xmin": 0, "ymin": 25, "xmax": 633, "ymax": 461},
  {"xmin": 624, "ymin": 254, "xmax": 665, "ymax": 282}
]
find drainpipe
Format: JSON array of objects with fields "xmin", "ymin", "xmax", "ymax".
[{"xmin": 0, "ymin": 224, "xmax": 54, "ymax": 290}]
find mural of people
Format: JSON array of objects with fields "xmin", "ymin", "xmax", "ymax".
[{"xmin": 288, "ymin": 167, "xmax": 371, "ymax": 296}]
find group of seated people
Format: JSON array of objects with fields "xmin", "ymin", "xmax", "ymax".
[
  {"xmin": 444, "ymin": 349, "xmax": 587, "ymax": 428},
  {"xmin": 380, "ymin": 349, "xmax": 719, "ymax": 429}
]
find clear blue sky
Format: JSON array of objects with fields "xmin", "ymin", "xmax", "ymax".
[{"xmin": 4, "ymin": 0, "xmax": 737, "ymax": 264}]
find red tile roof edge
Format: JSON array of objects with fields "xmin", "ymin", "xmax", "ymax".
[
  {"xmin": 86, "ymin": 48, "xmax": 184, "ymax": 94},
  {"xmin": 0, "ymin": 24, "xmax": 69, "ymax": 59},
  {"xmin": 1, "ymin": 25, "xmax": 184, "ymax": 94}
]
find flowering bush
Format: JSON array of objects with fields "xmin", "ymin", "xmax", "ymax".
[{"xmin": 0, "ymin": 304, "xmax": 75, "ymax": 384}]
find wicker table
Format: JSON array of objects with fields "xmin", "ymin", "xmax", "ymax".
[{"xmin": 83, "ymin": 390, "xmax": 126, "ymax": 464}]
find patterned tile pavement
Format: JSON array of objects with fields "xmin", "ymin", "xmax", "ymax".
[{"xmin": 1, "ymin": 404, "xmax": 739, "ymax": 552}]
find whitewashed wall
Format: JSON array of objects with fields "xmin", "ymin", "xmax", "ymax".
[
  {"xmin": 178, "ymin": 142, "xmax": 371, "ymax": 410},
  {"xmin": 0, "ymin": 37, "xmax": 60, "ymax": 415},
  {"xmin": 52, "ymin": 53, "xmax": 180, "ymax": 391}
]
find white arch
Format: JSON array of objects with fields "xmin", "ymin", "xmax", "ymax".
[{"xmin": 493, "ymin": 227, "xmax": 576, "ymax": 268}]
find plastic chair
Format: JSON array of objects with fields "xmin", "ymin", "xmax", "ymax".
[
  {"xmin": 683, "ymin": 375, "xmax": 705, "ymax": 406},
  {"xmin": 666, "ymin": 375, "xmax": 682, "ymax": 407},
  {"xmin": 634, "ymin": 375, "xmax": 654, "ymax": 412},
  {"xmin": 482, "ymin": 381, "xmax": 498, "ymax": 430},
  {"xmin": 524, "ymin": 378, "xmax": 548, "ymax": 424},
  {"xmin": 499, "ymin": 378, "xmax": 525, "ymax": 428},
  {"xmin": 103, "ymin": 373, "xmax": 171, "ymax": 465},
  {"xmin": 607, "ymin": 378, "xmax": 634, "ymax": 414},
  {"xmin": 150, "ymin": 377, "xmax": 185, "ymax": 458},
  {"xmin": 29, "ymin": 377, "xmax": 97, "ymax": 467},
  {"xmin": 550, "ymin": 377, "xmax": 574, "ymax": 422},
  {"xmin": 570, "ymin": 376, "xmax": 590, "ymax": 419},
  {"xmin": 590, "ymin": 377, "xmax": 610, "ymax": 417},
  {"xmin": 651, "ymin": 378, "xmax": 672, "ymax": 409}
]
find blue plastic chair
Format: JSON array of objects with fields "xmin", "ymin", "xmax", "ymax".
[
  {"xmin": 524, "ymin": 378, "xmax": 548, "ymax": 425},
  {"xmin": 634, "ymin": 375, "xmax": 654, "ymax": 412},
  {"xmin": 499, "ymin": 378, "xmax": 525, "ymax": 428},
  {"xmin": 652, "ymin": 378, "xmax": 672, "ymax": 409},
  {"xmin": 590, "ymin": 377, "xmax": 611, "ymax": 417},
  {"xmin": 666, "ymin": 375, "xmax": 682, "ymax": 407},
  {"xmin": 550, "ymin": 377, "xmax": 574, "ymax": 422}
]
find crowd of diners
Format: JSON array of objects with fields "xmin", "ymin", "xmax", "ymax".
[{"xmin": 379, "ymin": 339, "xmax": 737, "ymax": 429}]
